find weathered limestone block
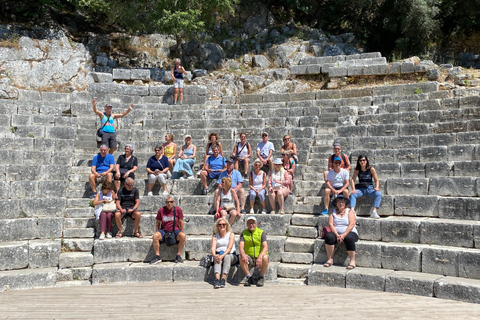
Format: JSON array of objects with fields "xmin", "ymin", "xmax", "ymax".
[
  {"xmin": 381, "ymin": 243, "xmax": 422, "ymax": 272},
  {"xmin": 457, "ymin": 250, "xmax": 480, "ymax": 280},
  {"xmin": 420, "ymin": 219, "xmax": 475, "ymax": 248},
  {"xmin": 386, "ymin": 178, "xmax": 428, "ymax": 195},
  {"xmin": 355, "ymin": 218, "xmax": 381, "ymax": 241},
  {"xmin": 381, "ymin": 217, "xmax": 424, "ymax": 243},
  {"xmin": 425, "ymin": 161, "xmax": 453, "ymax": 177},
  {"xmin": 356, "ymin": 241, "xmax": 382, "ymax": 268},
  {"xmin": 288, "ymin": 225, "xmax": 317, "ymax": 238},
  {"xmin": 28, "ymin": 240, "xmax": 61, "ymax": 268},
  {"xmin": 173, "ymin": 261, "xmax": 207, "ymax": 282},
  {"xmin": 59, "ymin": 252, "xmax": 93, "ymax": 268},
  {"xmin": 438, "ymin": 197, "xmax": 480, "ymax": 220},
  {"xmin": 308, "ymin": 264, "xmax": 347, "ymax": 287},
  {"xmin": 284, "ymin": 237, "xmax": 315, "ymax": 253},
  {"xmin": 421, "ymin": 246, "xmax": 459, "ymax": 276},
  {"xmin": 92, "ymin": 72, "xmax": 113, "ymax": 83},
  {"xmin": 434, "ymin": 276, "xmax": 480, "ymax": 304},
  {"xmin": 281, "ymin": 252, "xmax": 313, "ymax": 264},
  {"xmin": 429, "ymin": 177, "xmax": 477, "ymax": 197},
  {"xmin": 346, "ymin": 267, "xmax": 393, "ymax": 291},
  {"xmin": 394, "ymin": 195, "xmax": 439, "ymax": 217},
  {"xmin": 0, "ymin": 241, "xmax": 28, "ymax": 271},
  {"xmin": 112, "ymin": 69, "xmax": 131, "ymax": 80},
  {"xmin": 130, "ymin": 69, "xmax": 150, "ymax": 81},
  {"xmin": 0, "ymin": 267, "xmax": 57, "ymax": 292},
  {"xmin": 92, "ymin": 262, "xmax": 174, "ymax": 284},
  {"xmin": 386, "ymin": 271, "xmax": 443, "ymax": 297},
  {"xmin": 277, "ymin": 263, "xmax": 310, "ymax": 278}
]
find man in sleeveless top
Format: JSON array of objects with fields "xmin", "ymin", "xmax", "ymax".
[
  {"xmin": 92, "ymin": 99, "xmax": 134, "ymax": 154},
  {"xmin": 215, "ymin": 159, "xmax": 246, "ymax": 214},
  {"xmin": 239, "ymin": 216, "xmax": 269, "ymax": 287}
]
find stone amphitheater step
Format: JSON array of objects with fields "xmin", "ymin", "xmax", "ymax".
[
  {"xmin": 307, "ymin": 265, "xmax": 480, "ymax": 304},
  {"xmin": 277, "ymin": 262, "xmax": 311, "ymax": 278},
  {"xmin": 314, "ymin": 238, "xmax": 480, "ymax": 279},
  {"xmin": 0, "ymin": 240, "xmax": 61, "ymax": 270},
  {"xmin": 271, "ymin": 277, "xmax": 306, "ymax": 285},
  {"xmin": 91, "ymin": 260, "xmax": 279, "ymax": 285},
  {"xmin": 59, "ymin": 252, "xmax": 94, "ymax": 269},
  {"xmin": 0, "ymin": 267, "xmax": 58, "ymax": 292}
]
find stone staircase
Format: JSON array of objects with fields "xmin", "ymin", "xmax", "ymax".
[{"xmin": 1, "ymin": 59, "xmax": 480, "ymax": 303}]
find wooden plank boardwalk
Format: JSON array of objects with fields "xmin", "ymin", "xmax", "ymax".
[{"xmin": 0, "ymin": 282, "xmax": 479, "ymax": 319}]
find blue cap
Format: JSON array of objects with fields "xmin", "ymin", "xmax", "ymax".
[{"xmin": 333, "ymin": 156, "xmax": 342, "ymax": 162}]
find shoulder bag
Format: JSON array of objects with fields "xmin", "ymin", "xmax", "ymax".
[{"xmin": 164, "ymin": 206, "xmax": 177, "ymax": 246}]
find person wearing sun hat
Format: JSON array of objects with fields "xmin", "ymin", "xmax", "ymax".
[
  {"xmin": 239, "ymin": 216, "xmax": 269, "ymax": 287},
  {"xmin": 322, "ymin": 194, "xmax": 358, "ymax": 270},
  {"xmin": 322, "ymin": 155, "xmax": 350, "ymax": 216}
]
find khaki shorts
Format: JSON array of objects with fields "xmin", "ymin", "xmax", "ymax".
[{"xmin": 96, "ymin": 175, "xmax": 107, "ymax": 183}]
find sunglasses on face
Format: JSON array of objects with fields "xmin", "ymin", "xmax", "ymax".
[
  {"xmin": 218, "ymin": 224, "xmax": 226, "ymax": 227},
  {"xmin": 166, "ymin": 201, "xmax": 174, "ymax": 204},
  {"xmin": 359, "ymin": 159, "xmax": 366, "ymax": 162},
  {"xmin": 155, "ymin": 149, "xmax": 161, "ymax": 152},
  {"xmin": 125, "ymin": 183, "xmax": 134, "ymax": 187},
  {"xmin": 334, "ymin": 162, "xmax": 341, "ymax": 165}
]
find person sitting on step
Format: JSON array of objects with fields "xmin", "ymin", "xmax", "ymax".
[
  {"xmin": 114, "ymin": 177, "xmax": 142, "ymax": 238},
  {"xmin": 215, "ymin": 177, "xmax": 241, "ymax": 226},
  {"xmin": 321, "ymin": 156, "xmax": 350, "ymax": 216},
  {"xmin": 232, "ymin": 132, "xmax": 251, "ymax": 178},
  {"xmin": 88, "ymin": 144, "xmax": 115, "ymax": 198},
  {"xmin": 323, "ymin": 195, "xmax": 358, "ymax": 270},
  {"xmin": 150, "ymin": 195, "xmax": 186, "ymax": 264},
  {"xmin": 256, "ymin": 132, "xmax": 275, "ymax": 173},
  {"xmin": 214, "ymin": 159, "xmax": 246, "ymax": 214},
  {"xmin": 239, "ymin": 216, "xmax": 269, "ymax": 287},
  {"xmin": 93, "ymin": 181, "xmax": 116, "ymax": 240},
  {"xmin": 350, "ymin": 155, "xmax": 382, "ymax": 219},
  {"xmin": 146, "ymin": 145, "xmax": 170, "ymax": 196},
  {"xmin": 211, "ymin": 218, "xmax": 237, "ymax": 289},
  {"xmin": 200, "ymin": 132, "xmax": 224, "ymax": 174},
  {"xmin": 323, "ymin": 142, "xmax": 351, "ymax": 186},
  {"xmin": 280, "ymin": 134, "xmax": 298, "ymax": 164},
  {"xmin": 281, "ymin": 151, "xmax": 295, "ymax": 193},
  {"xmin": 249, "ymin": 159, "xmax": 267, "ymax": 214},
  {"xmin": 162, "ymin": 133, "xmax": 177, "ymax": 174},
  {"xmin": 268, "ymin": 158, "xmax": 292, "ymax": 214},
  {"xmin": 114, "ymin": 144, "xmax": 138, "ymax": 193},
  {"xmin": 171, "ymin": 134, "xmax": 197, "ymax": 179},
  {"xmin": 200, "ymin": 145, "xmax": 226, "ymax": 195}
]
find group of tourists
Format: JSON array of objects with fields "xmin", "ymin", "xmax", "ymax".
[{"xmin": 89, "ymin": 74, "xmax": 384, "ymax": 284}]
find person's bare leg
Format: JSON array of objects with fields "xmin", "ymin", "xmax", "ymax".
[
  {"xmin": 268, "ymin": 192, "xmax": 276, "ymax": 213},
  {"xmin": 260, "ymin": 255, "xmax": 269, "ymax": 276},
  {"xmin": 228, "ymin": 210, "xmax": 237, "ymax": 225},
  {"xmin": 114, "ymin": 180, "xmax": 121, "ymax": 192},
  {"xmin": 114, "ymin": 211, "xmax": 123, "ymax": 234},
  {"xmin": 176, "ymin": 232, "xmax": 186, "ymax": 255},
  {"xmin": 277, "ymin": 192, "xmax": 285, "ymax": 211},
  {"xmin": 89, "ymin": 174, "xmax": 97, "ymax": 193},
  {"xmin": 325, "ymin": 244, "xmax": 334, "ymax": 265},
  {"xmin": 236, "ymin": 188, "xmax": 245, "ymax": 211},
  {"xmin": 179, "ymin": 88, "xmax": 183, "ymax": 103},
  {"xmin": 243, "ymin": 158, "xmax": 249, "ymax": 175},
  {"xmin": 200, "ymin": 171, "xmax": 208, "ymax": 189},
  {"xmin": 324, "ymin": 188, "xmax": 331, "ymax": 210},
  {"xmin": 348, "ymin": 250, "xmax": 356, "ymax": 267},
  {"xmin": 152, "ymin": 232, "xmax": 162, "ymax": 256},
  {"xmin": 133, "ymin": 211, "xmax": 141, "ymax": 234},
  {"xmin": 173, "ymin": 88, "xmax": 179, "ymax": 103}
]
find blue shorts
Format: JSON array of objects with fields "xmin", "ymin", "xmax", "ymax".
[
  {"xmin": 158, "ymin": 229, "xmax": 182, "ymax": 244},
  {"xmin": 207, "ymin": 171, "xmax": 222, "ymax": 179}
]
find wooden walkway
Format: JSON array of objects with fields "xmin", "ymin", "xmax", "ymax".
[{"xmin": 1, "ymin": 282, "xmax": 479, "ymax": 319}]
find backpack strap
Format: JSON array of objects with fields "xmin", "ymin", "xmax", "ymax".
[{"xmin": 172, "ymin": 206, "xmax": 176, "ymax": 232}]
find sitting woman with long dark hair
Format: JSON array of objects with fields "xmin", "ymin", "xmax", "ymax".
[{"xmin": 349, "ymin": 155, "xmax": 382, "ymax": 219}]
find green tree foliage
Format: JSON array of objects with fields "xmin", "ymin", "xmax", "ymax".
[{"xmin": 76, "ymin": 0, "xmax": 236, "ymax": 51}]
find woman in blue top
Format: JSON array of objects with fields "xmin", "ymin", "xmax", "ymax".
[
  {"xmin": 172, "ymin": 135, "xmax": 197, "ymax": 179},
  {"xmin": 171, "ymin": 58, "xmax": 187, "ymax": 105},
  {"xmin": 92, "ymin": 99, "xmax": 133, "ymax": 154},
  {"xmin": 349, "ymin": 155, "xmax": 382, "ymax": 219}
]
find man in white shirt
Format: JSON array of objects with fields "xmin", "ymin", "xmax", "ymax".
[{"xmin": 256, "ymin": 132, "xmax": 274, "ymax": 173}]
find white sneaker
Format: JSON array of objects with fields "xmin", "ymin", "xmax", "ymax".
[
  {"xmin": 187, "ymin": 175, "xmax": 195, "ymax": 179},
  {"xmin": 148, "ymin": 191, "xmax": 153, "ymax": 196},
  {"xmin": 99, "ymin": 233, "xmax": 105, "ymax": 240},
  {"xmin": 370, "ymin": 210, "xmax": 380, "ymax": 219},
  {"xmin": 106, "ymin": 232, "xmax": 112, "ymax": 239},
  {"xmin": 162, "ymin": 190, "xmax": 169, "ymax": 196},
  {"xmin": 270, "ymin": 210, "xmax": 275, "ymax": 214},
  {"xmin": 249, "ymin": 208, "xmax": 254, "ymax": 214}
]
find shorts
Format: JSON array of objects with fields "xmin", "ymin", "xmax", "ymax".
[
  {"xmin": 95, "ymin": 175, "xmax": 108, "ymax": 183},
  {"xmin": 207, "ymin": 171, "xmax": 222, "ymax": 179},
  {"xmin": 148, "ymin": 173, "xmax": 168, "ymax": 185},
  {"xmin": 120, "ymin": 207, "xmax": 137, "ymax": 219},
  {"xmin": 114, "ymin": 170, "xmax": 135, "ymax": 181},
  {"xmin": 102, "ymin": 132, "xmax": 117, "ymax": 149},
  {"xmin": 246, "ymin": 255, "xmax": 268, "ymax": 268},
  {"xmin": 158, "ymin": 229, "xmax": 182, "ymax": 244},
  {"xmin": 174, "ymin": 79, "xmax": 184, "ymax": 88}
]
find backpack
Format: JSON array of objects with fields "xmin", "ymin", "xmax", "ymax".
[{"xmin": 329, "ymin": 152, "xmax": 348, "ymax": 166}]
